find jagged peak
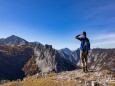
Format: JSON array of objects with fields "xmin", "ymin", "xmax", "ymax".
[
  {"xmin": 9, "ymin": 35, "xmax": 17, "ymax": 37},
  {"xmin": 45, "ymin": 44, "xmax": 52, "ymax": 49},
  {"xmin": 7, "ymin": 35, "xmax": 25, "ymax": 40}
]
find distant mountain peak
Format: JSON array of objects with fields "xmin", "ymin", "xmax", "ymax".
[
  {"xmin": 60, "ymin": 48, "xmax": 72, "ymax": 55},
  {"xmin": 10, "ymin": 35, "xmax": 17, "ymax": 37},
  {"xmin": 7, "ymin": 35, "xmax": 24, "ymax": 39},
  {"xmin": 63, "ymin": 48, "xmax": 71, "ymax": 50},
  {"xmin": 0, "ymin": 35, "xmax": 28, "ymax": 46}
]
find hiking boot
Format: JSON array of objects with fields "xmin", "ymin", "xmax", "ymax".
[
  {"xmin": 83, "ymin": 67, "xmax": 86, "ymax": 73},
  {"xmin": 85, "ymin": 66, "xmax": 88, "ymax": 73}
]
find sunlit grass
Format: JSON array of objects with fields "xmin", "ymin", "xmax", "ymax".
[
  {"xmin": 0, "ymin": 69, "xmax": 114, "ymax": 86},
  {"xmin": 0, "ymin": 77, "xmax": 80, "ymax": 86}
]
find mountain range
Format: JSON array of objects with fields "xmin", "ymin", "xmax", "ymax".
[
  {"xmin": 0, "ymin": 35, "xmax": 114, "ymax": 81},
  {"xmin": 0, "ymin": 35, "xmax": 77, "ymax": 80},
  {"xmin": 61, "ymin": 48, "xmax": 115, "ymax": 72}
]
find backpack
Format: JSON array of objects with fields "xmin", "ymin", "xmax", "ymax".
[{"xmin": 82, "ymin": 39, "xmax": 90, "ymax": 52}]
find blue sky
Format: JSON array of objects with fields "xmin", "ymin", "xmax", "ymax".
[{"xmin": 0, "ymin": 0, "xmax": 115, "ymax": 50}]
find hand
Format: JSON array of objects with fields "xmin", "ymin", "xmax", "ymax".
[{"xmin": 80, "ymin": 34, "xmax": 83, "ymax": 36}]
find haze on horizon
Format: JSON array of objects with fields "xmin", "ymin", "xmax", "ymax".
[{"xmin": 0, "ymin": 0, "xmax": 115, "ymax": 50}]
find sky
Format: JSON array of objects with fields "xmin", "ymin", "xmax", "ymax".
[{"xmin": 0, "ymin": 0, "xmax": 115, "ymax": 50}]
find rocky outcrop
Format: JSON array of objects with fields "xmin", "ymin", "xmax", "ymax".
[
  {"xmin": 1, "ymin": 69, "xmax": 115, "ymax": 86},
  {"xmin": 23, "ymin": 44, "xmax": 77, "ymax": 76},
  {"xmin": 70, "ymin": 48, "xmax": 115, "ymax": 71},
  {"xmin": 88, "ymin": 48, "xmax": 115, "ymax": 71}
]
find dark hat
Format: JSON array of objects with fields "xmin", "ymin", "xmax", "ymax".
[{"xmin": 82, "ymin": 31, "xmax": 86, "ymax": 36}]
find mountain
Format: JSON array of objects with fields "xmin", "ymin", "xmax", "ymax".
[
  {"xmin": 70, "ymin": 48, "xmax": 80, "ymax": 65},
  {"xmin": 23, "ymin": 44, "xmax": 77, "ymax": 76},
  {"xmin": 88, "ymin": 48, "xmax": 115, "ymax": 71},
  {"xmin": 60, "ymin": 48, "xmax": 77, "ymax": 64},
  {"xmin": 60, "ymin": 48, "xmax": 72, "ymax": 55},
  {"xmin": 0, "ymin": 44, "xmax": 34, "ymax": 80},
  {"xmin": 0, "ymin": 35, "xmax": 77, "ymax": 80},
  {"xmin": 71, "ymin": 48, "xmax": 115, "ymax": 71},
  {"xmin": 0, "ymin": 35, "xmax": 28, "ymax": 46},
  {"xmin": 0, "ymin": 35, "xmax": 115, "ymax": 82}
]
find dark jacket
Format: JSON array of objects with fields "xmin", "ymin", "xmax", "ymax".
[{"xmin": 76, "ymin": 35, "xmax": 90, "ymax": 51}]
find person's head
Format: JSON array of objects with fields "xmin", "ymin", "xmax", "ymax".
[{"xmin": 82, "ymin": 31, "xmax": 86, "ymax": 37}]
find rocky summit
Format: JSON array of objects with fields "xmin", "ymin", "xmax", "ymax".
[{"xmin": 0, "ymin": 69, "xmax": 115, "ymax": 86}]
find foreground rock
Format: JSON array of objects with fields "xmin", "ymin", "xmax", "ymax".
[{"xmin": 0, "ymin": 69, "xmax": 115, "ymax": 86}]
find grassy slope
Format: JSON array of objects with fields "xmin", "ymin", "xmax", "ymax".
[
  {"xmin": 0, "ymin": 69, "xmax": 115, "ymax": 86},
  {"xmin": 0, "ymin": 77, "xmax": 79, "ymax": 86}
]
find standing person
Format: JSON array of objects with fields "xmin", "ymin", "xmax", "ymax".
[{"xmin": 75, "ymin": 31, "xmax": 90, "ymax": 73}]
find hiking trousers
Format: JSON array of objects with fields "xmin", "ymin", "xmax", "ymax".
[{"xmin": 80, "ymin": 50, "xmax": 88, "ymax": 63}]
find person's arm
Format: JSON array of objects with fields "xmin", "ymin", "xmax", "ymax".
[{"xmin": 75, "ymin": 34, "xmax": 82, "ymax": 41}]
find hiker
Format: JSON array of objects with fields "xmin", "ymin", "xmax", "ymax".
[{"xmin": 75, "ymin": 31, "xmax": 90, "ymax": 73}]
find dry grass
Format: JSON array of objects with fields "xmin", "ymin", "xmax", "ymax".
[
  {"xmin": 101, "ymin": 70, "xmax": 111, "ymax": 75},
  {"xmin": 111, "ymin": 83, "xmax": 115, "ymax": 86},
  {"xmin": 0, "ymin": 77, "xmax": 80, "ymax": 86},
  {"xmin": 0, "ymin": 69, "xmax": 114, "ymax": 86},
  {"xmin": 112, "ymin": 74, "xmax": 115, "ymax": 78}
]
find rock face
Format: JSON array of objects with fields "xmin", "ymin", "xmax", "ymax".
[
  {"xmin": 60, "ymin": 48, "xmax": 72, "ymax": 55},
  {"xmin": 23, "ymin": 44, "xmax": 77, "ymax": 76},
  {"xmin": 88, "ymin": 48, "xmax": 115, "ymax": 71},
  {"xmin": 69, "ymin": 48, "xmax": 115, "ymax": 71},
  {"xmin": 70, "ymin": 49, "xmax": 80, "ymax": 65},
  {"xmin": 0, "ymin": 35, "xmax": 28, "ymax": 46},
  {"xmin": 0, "ymin": 44, "xmax": 34, "ymax": 80},
  {"xmin": 60, "ymin": 48, "xmax": 77, "ymax": 64}
]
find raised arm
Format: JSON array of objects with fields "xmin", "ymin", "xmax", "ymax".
[{"xmin": 75, "ymin": 34, "xmax": 82, "ymax": 41}]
